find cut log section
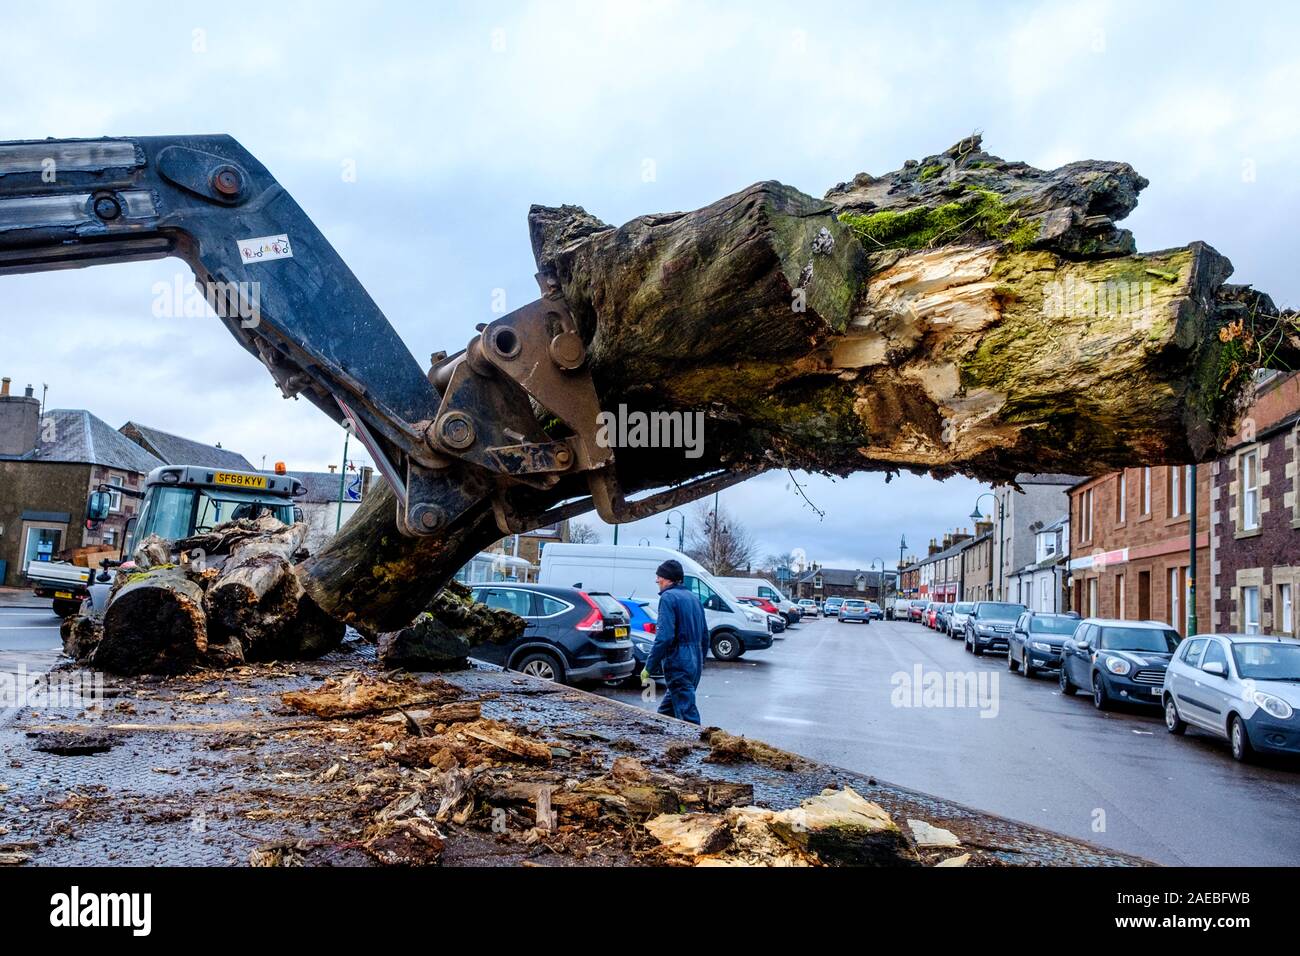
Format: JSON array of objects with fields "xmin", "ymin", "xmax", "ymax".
[{"xmin": 96, "ymin": 567, "xmax": 208, "ymax": 675}]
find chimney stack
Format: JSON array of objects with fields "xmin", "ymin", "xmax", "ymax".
[
  {"xmin": 23, "ymin": 384, "xmax": 33, "ymax": 398},
  {"xmin": 0, "ymin": 376, "xmax": 41, "ymax": 456}
]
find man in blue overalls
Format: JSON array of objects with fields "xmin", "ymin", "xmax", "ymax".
[{"xmin": 642, "ymin": 559, "xmax": 709, "ymax": 724}]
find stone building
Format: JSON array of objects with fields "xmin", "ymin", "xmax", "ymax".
[
  {"xmin": 1007, "ymin": 515, "xmax": 1069, "ymax": 611},
  {"xmin": 992, "ymin": 474, "xmax": 1083, "ymax": 601},
  {"xmin": 791, "ymin": 566, "xmax": 896, "ymax": 602},
  {"xmin": 0, "ymin": 404, "xmax": 162, "ymax": 585},
  {"xmin": 1067, "ymin": 463, "xmax": 1209, "ymax": 634},
  {"xmin": 1209, "ymin": 372, "xmax": 1300, "ymax": 635},
  {"xmin": 960, "ymin": 524, "xmax": 995, "ymax": 601}
]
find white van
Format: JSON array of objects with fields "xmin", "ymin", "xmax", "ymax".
[
  {"xmin": 538, "ymin": 543, "xmax": 773, "ymax": 661},
  {"xmin": 714, "ymin": 576, "xmax": 802, "ymax": 625}
]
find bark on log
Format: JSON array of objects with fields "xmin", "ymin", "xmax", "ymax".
[{"xmin": 298, "ymin": 136, "xmax": 1294, "ymax": 633}]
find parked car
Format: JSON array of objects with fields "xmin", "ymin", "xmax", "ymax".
[
  {"xmin": 537, "ymin": 544, "xmax": 772, "ymax": 661},
  {"xmin": 839, "ymin": 598, "xmax": 872, "ymax": 624},
  {"xmin": 963, "ymin": 601, "xmax": 1029, "ymax": 655},
  {"xmin": 738, "ymin": 598, "xmax": 785, "ymax": 633},
  {"xmin": 947, "ymin": 601, "xmax": 976, "ymax": 639},
  {"xmin": 866, "ymin": 601, "xmax": 884, "ymax": 620},
  {"xmin": 824, "ymin": 597, "xmax": 844, "ymax": 617},
  {"xmin": 715, "ymin": 576, "xmax": 802, "ymax": 625},
  {"xmin": 797, "ymin": 599, "xmax": 820, "ymax": 617},
  {"xmin": 924, "ymin": 602, "xmax": 940, "ymax": 628},
  {"xmin": 1163, "ymin": 634, "xmax": 1300, "ymax": 761},
  {"xmin": 907, "ymin": 600, "xmax": 927, "ymax": 623},
  {"xmin": 934, "ymin": 603, "xmax": 954, "ymax": 631},
  {"xmin": 1006, "ymin": 611, "xmax": 1081, "ymax": 677},
  {"xmin": 469, "ymin": 583, "xmax": 636, "ymax": 685},
  {"xmin": 615, "ymin": 597, "xmax": 660, "ymax": 687},
  {"xmin": 1059, "ymin": 618, "xmax": 1180, "ymax": 710}
]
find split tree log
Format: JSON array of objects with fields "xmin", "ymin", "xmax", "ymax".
[
  {"xmin": 299, "ymin": 136, "xmax": 1295, "ymax": 633},
  {"xmin": 204, "ymin": 520, "xmax": 343, "ymax": 661}
]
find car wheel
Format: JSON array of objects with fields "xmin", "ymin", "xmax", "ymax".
[
  {"xmin": 1164, "ymin": 696, "xmax": 1186, "ymax": 735},
  {"xmin": 971, "ymin": 640, "xmax": 983, "ymax": 656},
  {"xmin": 1059, "ymin": 665, "xmax": 1076, "ymax": 696},
  {"xmin": 515, "ymin": 651, "xmax": 565, "ymax": 683},
  {"xmin": 1229, "ymin": 715, "xmax": 1254, "ymax": 762},
  {"xmin": 52, "ymin": 598, "xmax": 81, "ymax": 618},
  {"xmin": 1007, "ymin": 648, "xmax": 1020, "ymax": 672},
  {"xmin": 1023, "ymin": 656, "xmax": 1036, "ymax": 679},
  {"xmin": 1091, "ymin": 674, "xmax": 1110, "ymax": 711},
  {"xmin": 711, "ymin": 631, "xmax": 743, "ymax": 661}
]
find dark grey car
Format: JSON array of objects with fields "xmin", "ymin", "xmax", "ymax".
[
  {"xmin": 1007, "ymin": 611, "xmax": 1081, "ymax": 677},
  {"xmin": 963, "ymin": 601, "xmax": 1028, "ymax": 655},
  {"xmin": 470, "ymin": 583, "xmax": 636, "ymax": 685}
]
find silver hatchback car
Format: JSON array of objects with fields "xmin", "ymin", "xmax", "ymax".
[{"xmin": 1162, "ymin": 634, "xmax": 1300, "ymax": 761}]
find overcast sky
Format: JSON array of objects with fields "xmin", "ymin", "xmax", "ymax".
[{"xmin": 2, "ymin": 0, "xmax": 1296, "ymax": 569}]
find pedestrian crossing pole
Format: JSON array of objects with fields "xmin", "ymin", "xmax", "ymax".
[{"xmin": 336, "ymin": 429, "xmax": 350, "ymax": 532}]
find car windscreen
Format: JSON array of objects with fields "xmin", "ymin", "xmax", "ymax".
[
  {"xmin": 954, "ymin": 603, "xmax": 975, "ymax": 613},
  {"xmin": 1030, "ymin": 616, "xmax": 1081, "ymax": 634},
  {"xmin": 1232, "ymin": 642, "xmax": 1300, "ymax": 680},
  {"xmin": 1098, "ymin": 626, "xmax": 1180, "ymax": 653},
  {"xmin": 977, "ymin": 603, "xmax": 1025, "ymax": 621},
  {"xmin": 587, "ymin": 592, "xmax": 629, "ymax": 619}
]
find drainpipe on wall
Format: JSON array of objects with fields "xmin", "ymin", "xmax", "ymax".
[{"xmin": 1188, "ymin": 464, "xmax": 1198, "ymax": 636}]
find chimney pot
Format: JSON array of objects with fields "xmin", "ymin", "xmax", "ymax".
[
  {"xmin": 1, "ymin": 377, "xmax": 9, "ymax": 397},
  {"xmin": 24, "ymin": 384, "xmax": 34, "ymax": 398}
]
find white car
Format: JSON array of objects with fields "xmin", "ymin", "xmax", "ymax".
[{"xmin": 1162, "ymin": 633, "xmax": 1300, "ymax": 762}]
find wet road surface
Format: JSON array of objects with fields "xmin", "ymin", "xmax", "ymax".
[
  {"xmin": 594, "ymin": 615, "xmax": 1300, "ymax": 866},
  {"xmin": 0, "ymin": 604, "xmax": 63, "ymax": 712}
]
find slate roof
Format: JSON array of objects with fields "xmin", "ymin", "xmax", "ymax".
[
  {"xmin": 2, "ymin": 409, "xmax": 164, "ymax": 473},
  {"xmin": 120, "ymin": 421, "xmax": 254, "ymax": 471},
  {"xmin": 282, "ymin": 470, "xmax": 367, "ymax": 504}
]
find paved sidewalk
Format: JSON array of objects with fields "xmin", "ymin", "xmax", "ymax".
[{"xmin": 0, "ymin": 642, "xmax": 1150, "ymax": 867}]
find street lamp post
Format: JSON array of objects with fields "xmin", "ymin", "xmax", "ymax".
[
  {"xmin": 897, "ymin": 534, "xmax": 907, "ymax": 598},
  {"xmin": 870, "ymin": 557, "xmax": 887, "ymax": 603},
  {"xmin": 971, "ymin": 492, "xmax": 1004, "ymax": 601},
  {"xmin": 664, "ymin": 510, "xmax": 686, "ymax": 550}
]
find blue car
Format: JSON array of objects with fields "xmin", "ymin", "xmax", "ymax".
[{"xmin": 614, "ymin": 598, "xmax": 661, "ymax": 686}]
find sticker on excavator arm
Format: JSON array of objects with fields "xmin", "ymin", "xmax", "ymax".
[
  {"xmin": 213, "ymin": 472, "xmax": 268, "ymax": 489},
  {"xmin": 236, "ymin": 234, "xmax": 293, "ymax": 263}
]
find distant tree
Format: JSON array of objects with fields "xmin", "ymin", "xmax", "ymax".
[
  {"xmin": 568, "ymin": 521, "xmax": 601, "ymax": 544},
  {"xmin": 685, "ymin": 502, "xmax": 757, "ymax": 575}
]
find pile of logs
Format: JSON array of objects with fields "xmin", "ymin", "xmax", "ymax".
[
  {"xmin": 62, "ymin": 515, "xmax": 343, "ymax": 675},
  {"xmin": 61, "ymin": 517, "xmax": 526, "ymax": 677}
]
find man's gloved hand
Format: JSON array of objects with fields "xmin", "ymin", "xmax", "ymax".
[{"xmin": 640, "ymin": 667, "xmax": 651, "ymax": 687}]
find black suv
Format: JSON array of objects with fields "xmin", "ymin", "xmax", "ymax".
[
  {"xmin": 469, "ymin": 583, "xmax": 635, "ymax": 685},
  {"xmin": 1007, "ymin": 610, "xmax": 1080, "ymax": 677},
  {"xmin": 963, "ymin": 601, "xmax": 1028, "ymax": 655}
]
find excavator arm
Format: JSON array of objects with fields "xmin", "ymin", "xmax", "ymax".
[{"xmin": 0, "ymin": 135, "xmax": 740, "ymax": 538}]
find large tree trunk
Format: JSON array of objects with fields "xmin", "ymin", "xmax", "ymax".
[{"xmin": 299, "ymin": 136, "xmax": 1293, "ymax": 633}]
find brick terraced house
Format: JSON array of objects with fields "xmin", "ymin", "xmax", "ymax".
[
  {"xmin": 1067, "ymin": 462, "xmax": 1210, "ymax": 635},
  {"xmin": 1209, "ymin": 372, "xmax": 1300, "ymax": 635}
]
